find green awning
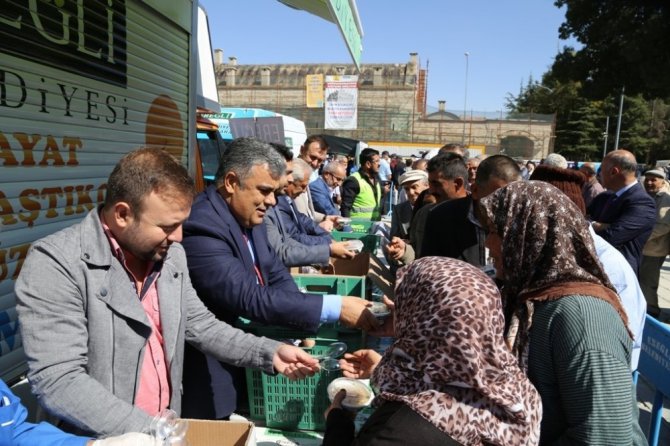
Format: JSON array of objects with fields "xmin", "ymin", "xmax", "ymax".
[{"xmin": 278, "ymin": 0, "xmax": 363, "ymax": 71}]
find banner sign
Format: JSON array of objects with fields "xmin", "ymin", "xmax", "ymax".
[
  {"xmin": 305, "ymin": 74, "xmax": 324, "ymax": 108},
  {"xmin": 324, "ymin": 75, "xmax": 358, "ymax": 130},
  {"xmin": 326, "ymin": 0, "xmax": 362, "ymax": 71}
]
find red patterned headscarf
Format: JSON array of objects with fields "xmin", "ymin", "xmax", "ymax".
[{"xmin": 372, "ymin": 257, "xmax": 542, "ymax": 446}]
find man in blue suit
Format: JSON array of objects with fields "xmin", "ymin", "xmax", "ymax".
[
  {"xmin": 279, "ymin": 158, "xmax": 335, "ymax": 246},
  {"xmin": 180, "ymin": 138, "xmax": 378, "ymax": 420},
  {"xmin": 309, "ymin": 160, "xmax": 346, "ymax": 217},
  {"xmin": 588, "ymin": 149, "xmax": 656, "ymax": 276},
  {"xmin": 265, "ymin": 146, "xmax": 353, "ymax": 267}
]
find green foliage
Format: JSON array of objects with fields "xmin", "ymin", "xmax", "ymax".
[
  {"xmin": 504, "ymin": 1, "xmax": 670, "ymax": 162},
  {"xmin": 553, "ymin": 0, "xmax": 670, "ymax": 98},
  {"xmin": 555, "ymin": 99, "xmax": 604, "ymax": 160}
]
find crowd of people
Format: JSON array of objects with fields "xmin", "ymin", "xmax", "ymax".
[
  {"xmin": 6, "ymin": 135, "xmax": 665, "ymax": 445},
  {"xmin": 320, "ymin": 147, "xmax": 659, "ymax": 445}
]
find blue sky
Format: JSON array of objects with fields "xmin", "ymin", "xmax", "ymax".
[{"xmin": 200, "ymin": 0, "xmax": 578, "ymax": 113}]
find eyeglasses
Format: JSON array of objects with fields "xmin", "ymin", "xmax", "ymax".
[{"xmin": 329, "ymin": 173, "xmax": 345, "ymax": 182}]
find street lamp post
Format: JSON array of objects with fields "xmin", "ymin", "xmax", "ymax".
[
  {"xmin": 614, "ymin": 86, "xmax": 625, "ymax": 151},
  {"xmin": 462, "ymin": 52, "xmax": 469, "ymax": 145},
  {"xmin": 602, "ymin": 116, "xmax": 610, "ymax": 159}
]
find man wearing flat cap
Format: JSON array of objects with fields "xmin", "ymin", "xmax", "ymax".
[
  {"xmin": 390, "ymin": 169, "xmax": 429, "ymax": 240},
  {"xmin": 640, "ymin": 168, "xmax": 670, "ymax": 319}
]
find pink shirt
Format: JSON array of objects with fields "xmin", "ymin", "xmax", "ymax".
[{"xmin": 101, "ymin": 220, "xmax": 170, "ymax": 416}]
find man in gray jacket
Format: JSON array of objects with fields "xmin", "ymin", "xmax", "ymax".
[{"xmin": 15, "ymin": 148, "xmax": 318, "ymax": 437}]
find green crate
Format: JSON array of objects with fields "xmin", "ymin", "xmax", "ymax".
[
  {"xmin": 246, "ymin": 342, "xmax": 341, "ymax": 431},
  {"xmin": 292, "ymin": 274, "xmax": 366, "ymax": 299},
  {"xmin": 331, "ymin": 231, "xmax": 381, "ymax": 253},
  {"xmin": 237, "ymin": 318, "xmax": 364, "ymax": 351},
  {"xmin": 349, "ymin": 219, "xmax": 374, "ymax": 233}
]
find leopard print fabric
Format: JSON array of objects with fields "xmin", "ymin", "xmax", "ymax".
[{"xmin": 372, "ymin": 257, "xmax": 542, "ymax": 446}]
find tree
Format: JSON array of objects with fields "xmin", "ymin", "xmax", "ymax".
[
  {"xmin": 507, "ymin": 77, "xmax": 670, "ymax": 161},
  {"xmin": 555, "ymin": 99, "xmax": 604, "ymax": 160},
  {"xmin": 505, "ymin": 76, "xmax": 587, "ymax": 156},
  {"xmin": 647, "ymin": 100, "xmax": 670, "ymax": 163},
  {"xmin": 505, "ymin": 2, "xmax": 670, "ymax": 162},
  {"xmin": 553, "ymin": 1, "xmax": 670, "ymax": 99}
]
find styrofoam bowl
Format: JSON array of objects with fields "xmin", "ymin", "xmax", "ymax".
[
  {"xmin": 344, "ymin": 239, "xmax": 365, "ymax": 253},
  {"xmin": 369, "ymin": 301, "xmax": 391, "ymax": 320},
  {"xmin": 327, "ymin": 378, "xmax": 374, "ymax": 409}
]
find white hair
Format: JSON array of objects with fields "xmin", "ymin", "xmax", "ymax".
[
  {"xmin": 291, "ymin": 157, "xmax": 313, "ymax": 182},
  {"xmin": 543, "ymin": 153, "xmax": 568, "ymax": 169}
]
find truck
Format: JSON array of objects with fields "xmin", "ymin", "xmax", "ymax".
[
  {"xmin": 202, "ymin": 107, "xmax": 308, "ymax": 161},
  {"xmin": 0, "ymin": 0, "xmax": 215, "ymax": 401}
]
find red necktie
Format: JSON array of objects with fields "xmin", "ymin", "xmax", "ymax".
[{"xmin": 241, "ymin": 232, "xmax": 265, "ymax": 286}]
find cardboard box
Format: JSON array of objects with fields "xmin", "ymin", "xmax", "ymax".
[
  {"xmin": 184, "ymin": 419, "xmax": 253, "ymax": 446},
  {"xmin": 330, "ymin": 252, "xmax": 371, "ymax": 276},
  {"xmin": 254, "ymin": 427, "xmax": 324, "ymax": 446}
]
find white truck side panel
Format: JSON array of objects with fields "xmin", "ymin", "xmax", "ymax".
[{"xmin": 0, "ymin": 0, "xmax": 195, "ymax": 384}]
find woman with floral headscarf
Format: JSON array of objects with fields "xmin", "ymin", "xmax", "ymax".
[
  {"xmin": 323, "ymin": 256, "xmax": 542, "ymax": 446},
  {"xmin": 479, "ymin": 181, "xmax": 646, "ymax": 445}
]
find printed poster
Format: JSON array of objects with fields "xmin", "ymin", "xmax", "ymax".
[
  {"xmin": 324, "ymin": 75, "xmax": 358, "ymax": 130},
  {"xmin": 305, "ymin": 74, "xmax": 324, "ymax": 108}
]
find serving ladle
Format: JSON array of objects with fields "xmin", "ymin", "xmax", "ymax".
[{"xmin": 315, "ymin": 342, "xmax": 347, "ymax": 372}]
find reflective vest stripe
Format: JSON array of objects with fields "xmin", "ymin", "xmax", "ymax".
[{"xmin": 350, "ymin": 172, "xmax": 381, "ymax": 220}]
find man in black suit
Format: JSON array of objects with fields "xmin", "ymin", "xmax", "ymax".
[
  {"xmin": 266, "ymin": 157, "xmax": 354, "ymax": 267},
  {"xmin": 419, "ymin": 155, "xmax": 522, "ymax": 266},
  {"xmin": 587, "ymin": 149, "xmax": 656, "ymax": 276}
]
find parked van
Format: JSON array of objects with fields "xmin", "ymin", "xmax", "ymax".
[
  {"xmin": 0, "ymin": 1, "xmax": 209, "ymax": 390},
  {"xmin": 203, "ymin": 107, "xmax": 308, "ymax": 156}
]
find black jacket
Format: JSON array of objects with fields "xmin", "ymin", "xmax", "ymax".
[
  {"xmin": 420, "ymin": 195, "xmax": 486, "ymax": 267},
  {"xmin": 323, "ymin": 401, "xmax": 461, "ymax": 446}
]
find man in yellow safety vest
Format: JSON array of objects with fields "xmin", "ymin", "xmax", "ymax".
[{"xmin": 340, "ymin": 148, "xmax": 382, "ymax": 221}]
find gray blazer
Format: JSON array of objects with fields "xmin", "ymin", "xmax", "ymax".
[
  {"xmin": 15, "ymin": 209, "xmax": 280, "ymax": 436},
  {"xmin": 294, "ymin": 186, "xmax": 326, "ymax": 223},
  {"xmin": 264, "ymin": 205, "xmax": 330, "ymax": 267}
]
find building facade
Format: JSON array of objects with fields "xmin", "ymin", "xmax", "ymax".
[{"xmin": 215, "ymin": 52, "xmax": 555, "ymax": 160}]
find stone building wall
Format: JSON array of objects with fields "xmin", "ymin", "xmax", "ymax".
[{"xmin": 215, "ymin": 56, "xmax": 555, "ymax": 160}]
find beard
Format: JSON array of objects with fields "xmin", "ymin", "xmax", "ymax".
[{"xmin": 120, "ymin": 222, "xmax": 170, "ymax": 263}]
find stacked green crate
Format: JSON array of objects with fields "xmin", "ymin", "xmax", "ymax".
[
  {"xmin": 242, "ymin": 275, "xmax": 367, "ymax": 430},
  {"xmin": 246, "ymin": 341, "xmax": 340, "ymax": 431}
]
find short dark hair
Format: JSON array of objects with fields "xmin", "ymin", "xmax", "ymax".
[
  {"xmin": 382, "ymin": 150, "xmax": 389, "ymax": 157},
  {"xmin": 105, "ymin": 147, "xmax": 195, "ymax": 215},
  {"xmin": 426, "ymin": 153, "xmax": 467, "ymax": 180},
  {"xmin": 301, "ymin": 135, "xmax": 328, "ymax": 152},
  {"xmin": 359, "ymin": 148, "xmax": 380, "ymax": 165},
  {"xmin": 439, "ymin": 143, "xmax": 464, "ymax": 155},
  {"xmin": 475, "ymin": 154, "xmax": 522, "ymax": 186},
  {"xmin": 215, "ymin": 137, "xmax": 285, "ymax": 186},
  {"xmin": 269, "ymin": 142, "xmax": 293, "ymax": 161}
]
